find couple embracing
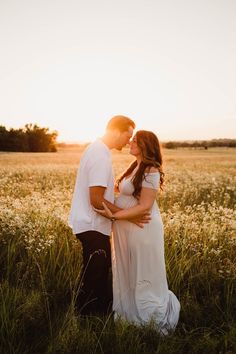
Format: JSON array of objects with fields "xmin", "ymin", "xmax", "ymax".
[{"xmin": 68, "ymin": 115, "xmax": 180, "ymax": 335}]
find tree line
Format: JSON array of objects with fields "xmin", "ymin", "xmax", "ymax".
[
  {"xmin": 0, "ymin": 124, "xmax": 235, "ymax": 152},
  {"xmin": 0, "ymin": 124, "xmax": 58, "ymax": 152},
  {"xmin": 164, "ymin": 139, "xmax": 236, "ymax": 149}
]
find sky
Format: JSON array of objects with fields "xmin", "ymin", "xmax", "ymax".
[{"xmin": 0, "ymin": 0, "xmax": 235, "ymax": 143}]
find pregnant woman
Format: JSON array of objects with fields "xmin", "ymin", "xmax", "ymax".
[{"xmin": 96, "ymin": 130, "xmax": 180, "ymax": 335}]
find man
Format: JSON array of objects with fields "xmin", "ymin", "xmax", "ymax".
[{"xmin": 68, "ymin": 115, "xmax": 149, "ymax": 316}]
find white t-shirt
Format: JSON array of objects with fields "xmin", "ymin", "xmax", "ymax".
[{"xmin": 68, "ymin": 139, "xmax": 114, "ymax": 236}]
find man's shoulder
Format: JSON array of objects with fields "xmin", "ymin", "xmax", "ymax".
[
  {"xmin": 82, "ymin": 140, "xmax": 110, "ymax": 165},
  {"xmin": 86, "ymin": 140, "xmax": 109, "ymax": 156}
]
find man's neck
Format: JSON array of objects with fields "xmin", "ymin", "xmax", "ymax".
[{"xmin": 101, "ymin": 134, "xmax": 114, "ymax": 150}]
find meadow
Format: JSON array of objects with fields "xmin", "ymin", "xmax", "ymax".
[{"xmin": 0, "ymin": 147, "xmax": 235, "ymax": 354}]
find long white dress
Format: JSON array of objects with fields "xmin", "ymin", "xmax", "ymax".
[{"xmin": 112, "ymin": 172, "xmax": 180, "ymax": 335}]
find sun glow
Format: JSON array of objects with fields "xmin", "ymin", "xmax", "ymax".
[{"xmin": 0, "ymin": 0, "xmax": 236, "ymax": 142}]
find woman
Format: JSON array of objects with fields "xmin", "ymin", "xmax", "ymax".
[{"xmin": 95, "ymin": 130, "xmax": 180, "ymax": 334}]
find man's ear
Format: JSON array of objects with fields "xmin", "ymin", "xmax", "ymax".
[
  {"xmin": 114, "ymin": 129, "xmax": 121, "ymax": 139},
  {"xmin": 111, "ymin": 129, "xmax": 121, "ymax": 140}
]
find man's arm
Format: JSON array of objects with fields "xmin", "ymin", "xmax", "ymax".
[
  {"xmin": 90, "ymin": 186, "xmax": 151, "ymax": 226},
  {"xmin": 89, "ymin": 186, "xmax": 121, "ymax": 213}
]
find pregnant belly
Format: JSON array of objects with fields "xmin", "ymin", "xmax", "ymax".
[{"xmin": 115, "ymin": 195, "xmax": 138, "ymax": 209}]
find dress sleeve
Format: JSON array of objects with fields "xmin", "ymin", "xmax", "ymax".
[{"xmin": 142, "ymin": 172, "xmax": 160, "ymax": 190}]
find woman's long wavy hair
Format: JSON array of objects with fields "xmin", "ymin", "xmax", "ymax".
[{"xmin": 116, "ymin": 130, "xmax": 164, "ymax": 199}]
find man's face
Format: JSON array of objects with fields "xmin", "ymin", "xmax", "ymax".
[{"xmin": 115, "ymin": 126, "xmax": 134, "ymax": 151}]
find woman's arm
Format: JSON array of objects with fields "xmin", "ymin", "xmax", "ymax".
[
  {"xmin": 94, "ymin": 187, "xmax": 154, "ymax": 227},
  {"xmin": 112, "ymin": 187, "xmax": 157, "ymax": 220}
]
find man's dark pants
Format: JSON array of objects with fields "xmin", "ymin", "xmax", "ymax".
[{"xmin": 76, "ymin": 230, "xmax": 113, "ymax": 316}]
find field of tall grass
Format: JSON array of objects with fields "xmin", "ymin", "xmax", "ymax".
[{"xmin": 0, "ymin": 147, "xmax": 235, "ymax": 354}]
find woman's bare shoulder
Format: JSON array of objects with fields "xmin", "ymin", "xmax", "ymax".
[{"xmin": 145, "ymin": 166, "xmax": 159, "ymax": 173}]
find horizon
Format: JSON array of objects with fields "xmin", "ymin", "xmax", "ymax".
[
  {"xmin": 1, "ymin": 121, "xmax": 235, "ymax": 145},
  {"xmin": 56, "ymin": 137, "xmax": 236, "ymax": 145}
]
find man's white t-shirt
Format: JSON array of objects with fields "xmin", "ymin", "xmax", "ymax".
[{"xmin": 68, "ymin": 139, "xmax": 114, "ymax": 236}]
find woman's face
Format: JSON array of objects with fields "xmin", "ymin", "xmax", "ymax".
[{"xmin": 129, "ymin": 135, "xmax": 142, "ymax": 157}]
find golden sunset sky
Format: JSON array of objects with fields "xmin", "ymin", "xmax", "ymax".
[{"xmin": 0, "ymin": 0, "xmax": 235, "ymax": 142}]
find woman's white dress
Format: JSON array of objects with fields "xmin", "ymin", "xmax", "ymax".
[{"xmin": 112, "ymin": 172, "xmax": 180, "ymax": 335}]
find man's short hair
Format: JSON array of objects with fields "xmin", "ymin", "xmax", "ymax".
[{"xmin": 106, "ymin": 115, "xmax": 135, "ymax": 132}]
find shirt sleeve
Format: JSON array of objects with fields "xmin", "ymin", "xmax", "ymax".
[
  {"xmin": 142, "ymin": 172, "xmax": 160, "ymax": 190},
  {"xmin": 87, "ymin": 156, "xmax": 111, "ymax": 187}
]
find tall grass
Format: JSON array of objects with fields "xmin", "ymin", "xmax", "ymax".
[{"xmin": 0, "ymin": 148, "xmax": 235, "ymax": 353}]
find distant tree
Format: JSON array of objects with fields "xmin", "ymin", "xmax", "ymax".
[
  {"xmin": 24, "ymin": 124, "xmax": 58, "ymax": 152},
  {"xmin": 164, "ymin": 141, "xmax": 176, "ymax": 149},
  {"xmin": 0, "ymin": 126, "xmax": 8, "ymax": 151},
  {"xmin": 228, "ymin": 140, "xmax": 236, "ymax": 147},
  {"xmin": 163, "ymin": 138, "xmax": 236, "ymax": 149},
  {"xmin": 0, "ymin": 124, "xmax": 58, "ymax": 152},
  {"xmin": 7, "ymin": 128, "xmax": 29, "ymax": 151}
]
